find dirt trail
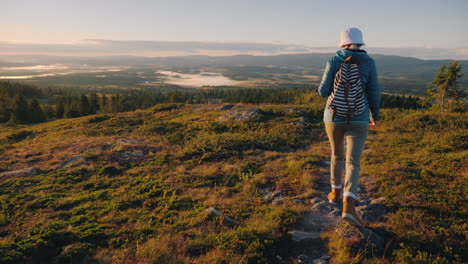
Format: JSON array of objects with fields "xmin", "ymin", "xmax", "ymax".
[{"xmin": 272, "ymin": 158, "xmax": 388, "ymax": 264}]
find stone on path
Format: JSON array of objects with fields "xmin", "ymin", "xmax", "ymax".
[
  {"xmin": 288, "ymin": 231, "xmax": 321, "ymax": 242},
  {"xmin": 370, "ymin": 197, "xmax": 387, "ymax": 204}
]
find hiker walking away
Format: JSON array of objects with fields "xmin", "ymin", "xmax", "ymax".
[{"xmin": 317, "ymin": 27, "xmax": 380, "ymax": 227}]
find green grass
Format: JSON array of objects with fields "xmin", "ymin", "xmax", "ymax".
[
  {"xmin": 1, "ymin": 101, "xmax": 466, "ymax": 263},
  {"xmin": 361, "ymin": 109, "xmax": 467, "ymax": 264},
  {"xmin": 0, "ymin": 103, "xmax": 324, "ymax": 263}
]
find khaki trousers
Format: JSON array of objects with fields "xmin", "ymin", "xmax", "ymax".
[{"xmin": 325, "ymin": 122, "xmax": 369, "ymax": 195}]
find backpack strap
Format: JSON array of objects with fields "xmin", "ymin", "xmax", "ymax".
[{"xmin": 344, "ymin": 56, "xmax": 357, "ymax": 65}]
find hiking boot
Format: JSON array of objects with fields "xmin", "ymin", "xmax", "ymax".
[
  {"xmin": 342, "ymin": 196, "xmax": 364, "ymax": 227},
  {"xmin": 327, "ymin": 188, "xmax": 342, "ymax": 204}
]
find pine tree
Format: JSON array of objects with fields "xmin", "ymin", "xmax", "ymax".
[
  {"xmin": 100, "ymin": 94, "xmax": 108, "ymax": 113},
  {"xmin": 12, "ymin": 94, "xmax": 29, "ymax": 123},
  {"xmin": 89, "ymin": 92, "xmax": 99, "ymax": 114},
  {"xmin": 42, "ymin": 104, "xmax": 55, "ymax": 119},
  {"xmin": 29, "ymin": 98, "xmax": 46, "ymax": 123},
  {"xmin": 7, "ymin": 112, "xmax": 18, "ymax": 124},
  {"xmin": 65, "ymin": 100, "xmax": 80, "ymax": 118},
  {"xmin": 168, "ymin": 90, "xmax": 180, "ymax": 103},
  {"xmin": 78, "ymin": 94, "xmax": 90, "ymax": 116},
  {"xmin": 110, "ymin": 94, "xmax": 120, "ymax": 112},
  {"xmin": 0, "ymin": 100, "xmax": 9, "ymax": 123},
  {"xmin": 56, "ymin": 97, "xmax": 65, "ymax": 118},
  {"xmin": 428, "ymin": 61, "xmax": 464, "ymax": 113}
]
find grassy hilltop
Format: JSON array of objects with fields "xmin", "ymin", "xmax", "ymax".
[
  {"xmin": 0, "ymin": 100, "xmax": 466, "ymax": 263},
  {"xmin": 0, "ymin": 102, "xmax": 326, "ymax": 263}
]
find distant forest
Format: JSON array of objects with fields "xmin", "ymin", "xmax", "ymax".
[{"xmin": 0, "ymin": 81, "xmax": 423, "ymax": 124}]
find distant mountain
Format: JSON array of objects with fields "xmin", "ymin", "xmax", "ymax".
[
  {"xmin": 1, "ymin": 53, "xmax": 466, "ymax": 96},
  {"xmin": 2, "ymin": 52, "xmax": 466, "ymax": 71}
]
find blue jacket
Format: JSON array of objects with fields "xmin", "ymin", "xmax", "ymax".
[{"xmin": 318, "ymin": 49, "xmax": 380, "ymax": 122}]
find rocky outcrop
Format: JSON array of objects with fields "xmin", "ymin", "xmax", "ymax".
[
  {"xmin": 282, "ymin": 106, "xmax": 307, "ymax": 117},
  {"xmin": 59, "ymin": 155, "xmax": 87, "ymax": 168},
  {"xmin": 218, "ymin": 107, "xmax": 265, "ymax": 122},
  {"xmin": 219, "ymin": 104, "xmax": 236, "ymax": 110},
  {"xmin": 1, "ymin": 167, "xmax": 40, "ymax": 177},
  {"xmin": 106, "ymin": 138, "xmax": 160, "ymax": 164}
]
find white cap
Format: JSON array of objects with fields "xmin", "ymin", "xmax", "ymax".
[{"xmin": 339, "ymin": 27, "xmax": 365, "ymax": 47}]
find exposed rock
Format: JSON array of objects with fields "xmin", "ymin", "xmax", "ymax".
[
  {"xmin": 262, "ymin": 190, "xmax": 282, "ymax": 202},
  {"xmin": 278, "ymin": 157, "xmax": 388, "ymax": 262},
  {"xmin": 219, "ymin": 104, "xmax": 236, "ymax": 110},
  {"xmin": 1, "ymin": 167, "xmax": 40, "ymax": 177},
  {"xmin": 309, "ymin": 198, "xmax": 340, "ymax": 216},
  {"xmin": 61, "ymin": 156, "xmax": 87, "ymax": 168},
  {"xmin": 218, "ymin": 107, "xmax": 265, "ymax": 122},
  {"xmin": 370, "ymin": 197, "xmax": 387, "ymax": 204},
  {"xmin": 295, "ymin": 211, "xmax": 332, "ymax": 233},
  {"xmin": 119, "ymin": 138, "xmax": 138, "ymax": 145},
  {"xmin": 118, "ymin": 114, "xmax": 135, "ymax": 118},
  {"xmin": 359, "ymin": 203, "xmax": 386, "ymax": 223},
  {"xmin": 288, "ymin": 231, "xmax": 321, "ymax": 242},
  {"xmin": 272, "ymin": 196, "xmax": 285, "ymax": 205},
  {"xmin": 206, "ymin": 207, "xmax": 223, "ymax": 216},
  {"xmin": 291, "ymin": 116, "xmax": 312, "ymax": 126},
  {"xmin": 294, "ymin": 254, "xmax": 313, "ymax": 263},
  {"xmin": 131, "ymin": 151, "xmax": 144, "ymax": 157},
  {"xmin": 205, "ymin": 207, "xmax": 237, "ymax": 225},
  {"xmin": 146, "ymin": 147, "xmax": 160, "ymax": 153},
  {"xmin": 334, "ymin": 222, "xmax": 386, "ymax": 254},
  {"xmin": 312, "ymin": 258, "xmax": 327, "ymax": 264},
  {"xmin": 282, "ymin": 106, "xmax": 307, "ymax": 117},
  {"xmin": 360, "ymin": 227, "xmax": 386, "ymax": 252},
  {"xmin": 293, "ymin": 199, "xmax": 305, "ymax": 204}
]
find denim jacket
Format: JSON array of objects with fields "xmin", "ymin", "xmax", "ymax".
[{"xmin": 318, "ymin": 49, "xmax": 380, "ymax": 123}]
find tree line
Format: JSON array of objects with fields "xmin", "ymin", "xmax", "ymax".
[
  {"xmin": 1, "ymin": 59, "xmax": 463, "ymax": 125},
  {"xmin": 0, "ymin": 82, "xmax": 316, "ymax": 124}
]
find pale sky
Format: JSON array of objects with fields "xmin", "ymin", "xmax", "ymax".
[{"xmin": 2, "ymin": 0, "xmax": 468, "ymax": 58}]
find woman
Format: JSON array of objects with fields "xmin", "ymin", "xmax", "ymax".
[{"xmin": 317, "ymin": 27, "xmax": 380, "ymax": 227}]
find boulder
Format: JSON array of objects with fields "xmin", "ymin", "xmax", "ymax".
[{"xmin": 205, "ymin": 207, "xmax": 237, "ymax": 225}]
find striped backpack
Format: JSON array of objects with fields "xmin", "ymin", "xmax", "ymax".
[{"xmin": 327, "ymin": 56, "xmax": 366, "ymax": 122}]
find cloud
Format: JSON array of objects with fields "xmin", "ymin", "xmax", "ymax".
[{"xmin": 0, "ymin": 39, "xmax": 311, "ymax": 56}]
